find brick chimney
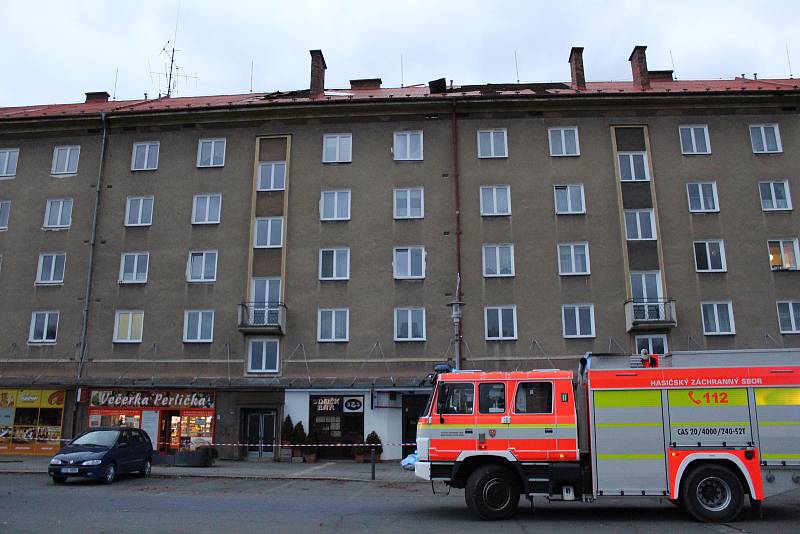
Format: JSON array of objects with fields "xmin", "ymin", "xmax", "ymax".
[
  {"xmin": 309, "ymin": 49, "xmax": 327, "ymax": 97},
  {"xmin": 629, "ymin": 46, "xmax": 650, "ymax": 90},
  {"xmin": 568, "ymin": 47, "xmax": 586, "ymax": 90},
  {"xmin": 85, "ymin": 91, "xmax": 110, "ymax": 103}
]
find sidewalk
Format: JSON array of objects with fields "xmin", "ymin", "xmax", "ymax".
[{"xmin": 0, "ymin": 455, "xmax": 422, "ymax": 483}]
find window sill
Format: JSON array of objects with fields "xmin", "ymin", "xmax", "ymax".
[
  {"xmin": 689, "ymin": 210, "xmax": 720, "ymax": 214},
  {"xmin": 317, "ymin": 339, "xmax": 349, "ymax": 343},
  {"xmin": 50, "ymin": 173, "xmax": 78, "ymax": 178},
  {"xmin": 477, "ymin": 156, "xmax": 508, "ymax": 160},
  {"xmin": 196, "ymin": 164, "xmax": 225, "ymax": 168},
  {"xmin": 246, "ymin": 370, "xmax": 280, "ymax": 375},
  {"xmin": 752, "ymin": 151, "xmax": 783, "ymax": 155},
  {"xmin": 394, "ymin": 338, "xmax": 426, "ymax": 343},
  {"xmin": 772, "ymin": 268, "xmax": 799, "ymax": 272},
  {"xmin": 696, "ymin": 270, "xmax": 728, "ymax": 274},
  {"xmin": 0, "ymin": 175, "xmax": 16, "ymax": 180},
  {"xmin": 703, "ymin": 332, "xmax": 736, "ymax": 336},
  {"xmin": 762, "ymin": 208, "xmax": 793, "ymax": 212},
  {"xmin": 620, "ymin": 179, "xmax": 651, "ymax": 183},
  {"xmin": 28, "ymin": 341, "xmax": 57, "ymax": 346},
  {"xmin": 555, "ymin": 211, "xmax": 586, "ymax": 216},
  {"xmin": 319, "ymin": 278, "xmax": 350, "ymax": 282},
  {"xmin": 394, "ymin": 277, "xmax": 425, "ymax": 281},
  {"xmin": 192, "ymin": 221, "xmax": 221, "ymax": 226},
  {"xmin": 186, "ymin": 280, "xmax": 217, "ymax": 284},
  {"xmin": 256, "ymin": 188, "xmax": 286, "ymax": 193},
  {"xmin": 486, "ymin": 337, "xmax": 518, "ymax": 342},
  {"xmin": 549, "ymin": 153, "xmax": 580, "ymax": 158},
  {"xmin": 183, "ymin": 340, "xmax": 213, "ymax": 344},
  {"xmin": 321, "ymin": 161, "xmax": 352, "ymax": 165},
  {"xmin": 480, "ymin": 213, "xmax": 511, "ymax": 217},
  {"xmin": 113, "ymin": 340, "xmax": 142, "ymax": 344},
  {"xmin": 563, "ymin": 335, "xmax": 595, "ymax": 339},
  {"xmin": 681, "ymin": 152, "xmax": 712, "ymax": 156},
  {"xmin": 34, "ymin": 282, "xmax": 64, "ymax": 287},
  {"xmin": 119, "ymin": 280, "xmax": 147, "ymax": 285},
  {"xmin": 41, "ymin": 226, "xmax": 70, "ymax": 231},
  {"xmin": 124, "ymin": 224, "xmax": 152, "ymax": 228},
  {"xmin": 320, "ymin": 218, "xmax": 351, "ymax": 222},
  {"xmin": 559, "ymin": 272, "xmax": 590, "ymax": 277},
  {"xmin": 484, "ymin": 274, "xmax": 515, "ymax": 278},
  {"xmin": 130, "ymin": 168, "xmax": 158, "ymax": 172},
  {"xmin": 393, "ymin": 158, "xmax": 424, "ymax": 162}
]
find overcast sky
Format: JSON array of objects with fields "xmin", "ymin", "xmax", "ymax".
[{"xmin": 2, "ymin": 0, "xmax": 799, "ymax": 107}]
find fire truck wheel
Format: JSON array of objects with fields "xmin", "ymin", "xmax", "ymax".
[
  {"xmin": 681, "ymin": 464, "xmax": 744, "ymax": 523},
  {"xmin": 465, "ymin": 465, "xmax": 521, "ymax": 520}
]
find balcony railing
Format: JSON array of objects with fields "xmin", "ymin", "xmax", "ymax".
[
  {"xmin": 238, "ymin": 302, "xmax": 286, "ymax": 334},
  {"xmin": 624, "ymin": 298, "xmax": 677, "ymax": 332}
]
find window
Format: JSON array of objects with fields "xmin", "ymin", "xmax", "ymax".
[
  {"xmin": 618, "ymin": 152, "xmax": 649, "ymax": 181},
  {"xmin": 254, "ymin": 217, "xmax": 283, "ymax": 248},
  {"xmin": 36, "ymin": 253, "xmax": 66, "ymax": 284},
  {"xmin": 554, "ymin": 184, "xmax": 584, "ymax": 214},
  {"xmin": 694, "ymin": 240, "xmax": 727, "ymax": 272},
  {"xmin": 548, "ymin": 127, "xmax": 579, "ymax": 156},
  {"xmin": 131, "ymin": 142, "xmax": 159, "ymax": 171},
  {"xmin": 394, "ymin": 188, "xmax": 424, "ymax": 219},
  {"xmin": 514, "ymin": 382, "xmax": 553, "ymax": 414},
  {"xmin": 562, "ymin": 304, "xmax": 595, "ymax": 338},
  {"xmin": 687, "ymin": 182, "xmax": 719, "ymax": 213},
  {"xmin": 485, "ymin": 306, "xmax": 517, "ymax": 340},
  {"xmin": 320, "ymin": 190, "xmax": 351, "ymax": 221},
  {"xmin": 43, "ymin": 199, "xmax": 73, "ymax": 229},
  {"xmin": 248, "ymin": 339, "xmax": 280, "ymax": 372},
  {"xmin": 701, "ymin": 302, "xmax": 735, "ymax": 335},
  {"xmin": 184, "ymin": 310, "xmax": 214, "ymax": 342},
  {"xmin": 759, "ymin": 181, "xmax": 792, "ymax": 211},
  {"xmin": 125, "ymin": 196, "xmax": 153, "ymax": 226},
  {"xmin": 477, "ymin": 128, "xmax": 507, "ymax": 158},
  {"xmin": 0, "ymin": 148, "xmax": 19, "ymax": 177},
  {"xmin": 777, "ymin": 301, "xmax": 800, "ymax": 334},
  {"xmin": 395, "ymin": 308, "xmax": 426, "ymax": 341},
  {"xmin": 119, "ymin": 252, "xmax": 149, "ymax": 283},
  {"xmin": 478, "ymin": 383, "xmax": 506, "ymax": 414},
  {"xmin": 318, "ymin": 309, "xmax": 349, "ymax": 342},
  {"xmin": 483, "ymin": 244, "xmax": 515, "ymax": 277},
  {"xmin": 635, "ymin": 334, "xmax": 668, "ymax": 355},
  {"xmin": 393, "ymin": 131, "xmax": 423, "ymax": 161},
  {"xmin": 322, "ymin": 134, "xmax": 352, "ymax": 163},
  {"xmin": 393, "ymin": 247, "xmax": 425, "ymax": 279},
  {"xmin": 51, "ymin": 146, "xmax": 80, "ymax": 175},
  {"xmin": 624, "ymin": 209, "xmax": 656, "ymax": 240},
  {"xmin": 679, "ymin": 125, "xmax": 711, "ymax": 154},
  {"xmin": 197, "ymin": 138, "xmax": 226, "ymax": 167},
  {"xmin": 258, "ymin": 161, "xmax": 286, "ymax": 191},
  {"xmin": 192, "ymin": 194, "xmax": 222, "ymax": 224},
  {"xmin": 558, "ymin": 242, "xmax": 590, "ymax": 275},
  {"xmin": 186, "ymin": 251, "xmax": 217, "ymax": 282},
  {"xmin": 319, "ymin": 248, "xmax": 350, "ymax": 280},
  {"xmin": 439, "ymin": 383, "xmax": 474, "ymax": 415},
  {"xmin": 768, "ymin": 239, "xmax": 799, "ymax": 270},
  {"xmin": 29, "ymin": 311, "xmax": 59, "ymax": 343},
  {"xmin": 750, "ymin": 124, "xmax": 782, "ymax": 154},
  {"xmin": 113, "ymin": 310, "xmax": 144, "ymax": 343},
  {"xmin": 480, "ymin": 185, "xmax": 511, "ymax": 216},
  {"xmin": 0, "ymin": 200, "xmax": 9, "ymax": 229}
]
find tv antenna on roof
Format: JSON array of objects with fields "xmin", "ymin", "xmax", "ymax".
[{"xmin": 149, "ymin": 4, "xmax": 197, "ymax": 97}]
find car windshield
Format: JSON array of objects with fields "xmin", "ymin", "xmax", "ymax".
[{"xmin": 71, "ymin": 430, "xmax": 119, "ymax": 447}]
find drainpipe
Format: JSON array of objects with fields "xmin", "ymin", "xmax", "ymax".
[{"xmin": 450, "ymin": 101, "xmax": 463, "ymax": 370}]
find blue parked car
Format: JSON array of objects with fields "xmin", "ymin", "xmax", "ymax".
[{"xmin": 48, "ymin": 427, "xmax": 153, "ymax": 484}]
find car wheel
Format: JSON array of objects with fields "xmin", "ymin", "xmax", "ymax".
[
  {"xmin": 681, "ymin": 464, "xmax": 744, "ymax": 523},
  {"xmin": 139, "ymin": 459, "xmax": 152, "ymax": 478},
  {"xmin": 52, "ymin": 476, "xmax": 67, "ymax": 484},
  {"xmin": 464, "ymin": 465, "xmax": 521, "ymax": 520},
  {"xmin": 102, "ymin": 464, "xmax": 116, "ymax": 485}
]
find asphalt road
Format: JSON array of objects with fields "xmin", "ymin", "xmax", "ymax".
[{"xmin": 1, "ymin": 474, "xmax": 799, "ymax": 533}]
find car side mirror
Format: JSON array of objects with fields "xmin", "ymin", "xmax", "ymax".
[{"xmin": 117, "ymin": 441, "xmax": 128, "ymax": 448}]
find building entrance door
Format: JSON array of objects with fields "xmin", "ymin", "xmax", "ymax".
[
  {"xmin": 244, "ymin": 410, "xmax": 276, "ymax": 459},
  {"xmin": 402, "ymin": 394, "xmax": 430, "ymax": 457}
]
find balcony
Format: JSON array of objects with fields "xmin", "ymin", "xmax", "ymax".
[
  {"xmin": 624, "ymin": 298, "xmax": 677, "ymax": 332},
  {"xmin": 238, "ymin": 302, "xmax": 286, "ymax": 334}
]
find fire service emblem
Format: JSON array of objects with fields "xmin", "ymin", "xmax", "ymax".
[{"xmin": 488, "ymin": 429, "xmax": 496, "ymax": 438}]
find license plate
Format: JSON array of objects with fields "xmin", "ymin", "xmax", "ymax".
[{"xmin": 61, "ymin": 467, "xmax": 79, "ymax": 474}]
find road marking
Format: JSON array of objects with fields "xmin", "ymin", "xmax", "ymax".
[{"xmin": 287, "ymin": 462, "xmax": 334, "ymax": 478}]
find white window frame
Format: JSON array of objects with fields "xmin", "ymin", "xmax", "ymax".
[
  {"xmin": 183, "ymin": 310, "xmax": 215, "ymax": 343},
  {"xmin": 393, "ymin": 188, "xmax": 425, "ymax": 219},
  {"xmin": 558, "ymin": 242, "xmax": 590, "ymax": 276},
  {"xmin": 634, "ymin": 334, "xmax": 669, "ymax": 355},
  {"xmin": 258, "ymin": 161, "xmax": 287, "ymax": 191},
  {"xmin": 51, "ymin": 145, "xmax": 80, "ymax": 175},
  {"xmin": 393, "ymin": 131, "xmax": 423, "ymax": 161},
  {"xmin": 319, "ymin": 190, "xmax": 351, "ymax": 221},
  {"xmin": 618, "ymin": 151, "xmax": 650, "ymax": 182},
  {"xmin": 317, "ymin": 308, "xmax": 350, "ymax": 342},
  {"xmin": 119, "ymin": 252, "xmax": 149, "ymax": 284},
  {"xmin": 247, "ymin": 338, "xmax": 280, "ymax": 373},
  {"xmin": 319, "ymin": 248, "xmax": 350, "ymax": 280},
  {"xmin": 482, "ymin": 244, "xmax": 515, "ymax": 278},
  {"xmin": 701, "ymin": 301, "xmax": 736, "ymax": 335},
  {"xmin": 28, "ymin": 311, "xmax": 59, "ymax": 344},
  {"xmin": 322, "ymin": 134, "xmax": 352, "ymax": 163},
  {"xmin": 0, "ymin": 200, "xmax": 10, "ymax": 230},
  {"xmin": 679, "ymin": 125, "xmax": 711, "ymax": 155},
  {"xmin": 393, "ymin": 246, "xmax": 426, "ymax": 279},
  {"xmin": 750, "ymin": 124, "xmax": 782, "ymax": 154},
  {"xmin": 768, "ymin": 238, "xmax": 800, "ymax": 271},
  {"xmin": 254, "ymin": 217, "xmax": 283, "ymax": 248},
  {"xmin": 394, "ymin": 307, "xmax": 426, "ymax": 342},
  {"xmin": 192, "ymin": 193, "xmax": 222, "ymax": 225},
  {"xmin": 0, "ymin": 148, "xmax": 19, "ymax": 178},
  {"xmin": 480, "ymin": 185, "xmax": 511, "ymax": 216},
  {"xmin": 36, "ymin": 252, "xmax": 66, "ymax": 285},
  {"xmin": 553, "ymin": 184, "xmax": 585, "ymax": 215},
  {"xmin": 43, "ymin": 198, "xmax": 73, "ymax": 229},
  {"xmin": 186, "ymin": 250, "xmax": 218, "ymax": 282},
  {"xmin": 776, "ymin": 301, "xmax": 800, "ymax": 334},
  {"xmin": 759, "ymin": 180, "xmax": 793, "ymax": 211},
  {"xmin": 196, "ymin": 138, "xmax": 226, "ymax": 167},
  {"xmin": 484, "ymin": 305, "xmax": 518, "ymax": 341},
  {"xmin": 130, "ymin": 141, "xmax": 160, "ymax": 171},
  {"xmin": 694, "ymin": 240, "xmax": 727, "ymax": 272},
  {"xmin": 686, "ymin": 182, "xmax": 719, "ymax": 213},
  {"xmin": 113, "ymin": 310, "xmax": 144, "ymax": 343},
  {"xmin": 125, "ymin": 196, "xmax": 154, "ymax": 227},
  {"xmin": 561, "ymin": 304, "xmax": 596, "ymax": 338},
  {"xmin": 548, "ymin": 127, "xmax": 580, "ymax": 156},
  {"xmin": 477, "ymin": 128, "xmax": 508, "ymax": 159},
  {"xmin": 624, "ymin": 209, "xmax": 657, "ymax": 241}
]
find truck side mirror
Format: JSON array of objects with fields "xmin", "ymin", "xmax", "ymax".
[{"xmin": 436, "ymin": 384, "xmax": 446, "ymax": 423}]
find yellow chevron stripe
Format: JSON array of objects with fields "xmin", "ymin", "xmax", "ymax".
[{"xmin": 762, "ymin": 453, "xmax": 800, "ymax": 459}]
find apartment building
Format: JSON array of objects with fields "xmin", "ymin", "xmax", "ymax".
[{"xmin": 0, "ymin": 46, "xmax": 798, "ymax": 460}]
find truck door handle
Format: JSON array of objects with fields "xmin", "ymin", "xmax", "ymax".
[{"xmin": 545, "ymin": 428, "xmax": 553, "ymax": 434}]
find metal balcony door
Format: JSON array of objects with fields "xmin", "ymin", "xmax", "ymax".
[
  {"xmin": 630, "ymin": 271, "xmax": 662, "ymax": 320},
  {"xmin": 246, "ymin": 411, "xmax": 277, "ymax": 459},
  {"xmin": 251, "ymin": 278, "xmax": 281, "ymax": 325}
]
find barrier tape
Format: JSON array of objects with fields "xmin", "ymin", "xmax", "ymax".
[{"xmin": 6, "ymin": 437, "xmax": 417, "ymax": 448}]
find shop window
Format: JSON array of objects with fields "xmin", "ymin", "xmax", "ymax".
[
  {"xmin": 514, "ymin": 382, "xmax": 553, "ymax": 414},
  {"xmin": 479, "ymin": 383, "xmax": 506, "ymax": 414}
]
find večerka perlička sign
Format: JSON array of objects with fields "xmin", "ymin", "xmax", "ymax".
[{"xmin": 90, "ymin": 390, "xmax": 214, "ymax": 409}]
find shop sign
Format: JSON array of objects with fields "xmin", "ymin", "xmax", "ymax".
[
  {"xmin": 343, "ymin": 396, "xmax": 364, "ymax": 413},
  {"xmin": 311, "ymin": 396, "xmax": 342, "ymax": 414},
  {"xmin": 90, "ymin": 390, "xmax": 214, "ymax": 410}
]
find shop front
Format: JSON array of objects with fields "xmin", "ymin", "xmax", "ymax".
[
  {"xmin": 309, "ymin": 395, "xmax": 365, "ymax": 458},
  {"xmin": 0, "ymin": 388, "xmax": 66, "ymax": 456},
  {"xmin": 87, "ymin": 390, "xmax": 214, "ymax": 452}
]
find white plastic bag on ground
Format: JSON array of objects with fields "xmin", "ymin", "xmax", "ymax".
[{"xmin": 401, "ymin": 452, "xmax": 418, "ymax": 470}]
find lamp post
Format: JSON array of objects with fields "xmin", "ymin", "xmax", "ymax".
[{"xmin": 447, "ymin": 297, "xmax": 465, "ymax": 371}]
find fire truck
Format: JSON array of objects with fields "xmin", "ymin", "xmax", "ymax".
[{"xmin": 414, "ymin": 352, "xmax": 800, "ymax": 522}]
